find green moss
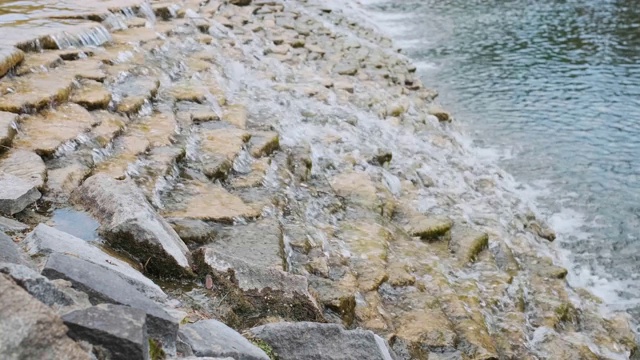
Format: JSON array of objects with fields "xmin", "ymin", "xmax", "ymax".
[
  {"xmin": 250, "ymin": 338, "xmax": 278, "ymax": 360},
  {"xmin": 148, "ymin": 338, "xmax": 166, "ymax": 360},
  {"xmin": 466, "ymin": 232, "xmax": 489, "ymax": 263},
  {"xmin": 555, "ymin": 303, "xmax": 577, "ymax": 324},
  {"xmin": 103, "ymin": 230, "xmax": 196, "ymax": 280}
]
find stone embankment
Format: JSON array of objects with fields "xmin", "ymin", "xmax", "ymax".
[{"xmin": 0, "ymin": 0, "xmax": 636, "ymax": 359}]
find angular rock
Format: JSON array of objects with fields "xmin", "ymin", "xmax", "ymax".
[
  {"xmin": 63, "ymin": 304, "xmax": 149, "ymax": 360},
  {"xmin": 0, "ymin": 111, "xmax": 18, "ymax": 147},
  {"xmin": 24, "ymin": 224, "xmax": 165, "ymax": 299},
  {"xmin": 0, "ymin": 173, "xmax": 41, "ymax": 215},
  {"xmin": 214, "ymin": 219, "xmax": 284, "ymax": 269},
  {"xmin": 0, "ymin": 216, "xmax": 29, "ymax": 234},
  {"xmin": 0, "ymin": 262, "xmax": 76, "ymax": 307},
  {"xmin": 194, "ymin": 248, "xmax": 322, "ymax": 327},
  {"xmin": 0, "ymin": 149, "xmax": 46, "ymax": 188},
  {"xmin": 42, "ymin": 253, "xmax": 179, "ymax": 354},
  {"xmin": 178, "ymin": 319, "xmax": 269, "ymax": 359},
  {"xmin": 249, "ymin": 322, "xmax": 397, "ymax": 360},
  {"xmin": 71, "ymin": 174, "xmax": 192, "ymax": 278},
  {"xmin": 168, "ymin": 218, "xmax": 217, "ymax": 245},
  {"xmin": 0, "ymin": 274, "xmax": 90, "ymax": 360},
  {"xmin": 0, "ymin": 231, "xmax": 29, "ymax": 266}
]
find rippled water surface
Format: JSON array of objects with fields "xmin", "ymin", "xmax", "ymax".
[{"xmin": 363, "ymin": 0, "xmax": 640, "ymax": 315}]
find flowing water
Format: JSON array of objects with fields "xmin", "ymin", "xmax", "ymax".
[
  {"xmin": 360, "ymin": 0, "xmax": 640, "ymax": 322},
  {"xmin": 1, "ymin": 0, "xmax": 637, "ymax": 356}
]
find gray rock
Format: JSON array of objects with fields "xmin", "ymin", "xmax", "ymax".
[
  {"xmin": 0, "ymin": 216, "xmax": 29, "ymax": 234},
  {"xmin": 249, "ymin": 322, "xmax": 397, "ymax": 360},
  {"xmin": 168, "ymin": 218, "xmax": 217, "ymax": 245},
  {"xmin": 195, "ymin": 248, "xmax": 322, "ymax": 325},
  {"xmin": 63, "ymin": 304, "xmax": 149, "ymax": 360},
  {"xmin": 42, "ymin": 253, "xmax": 179, "ymax": 355},
  {"xmin": 214, "ymin": 219, "xmax": 284, "ymax": 270},
  {"xmin": 0, "ymin": 173, "xmax": 41, "ymax": 215},
  {"xmin": 24, "ymin": 223, "xmax": 166, "ymax": 300},
  {"xmin": 0, "ymin": 149, "xmax": 47, "ymax": 188},
  {"xmin": 0, "ymin": 111, "xmax": 18, "ymax": 147},
  {"xmin": 0, "ymin": 262, "xmax": 75, "ymax": 307},
  {"xmin": 178, "ymin": 319, "xmax": 269, "ymax": 359},
  {"xmin": 0, "ymin": 274, "xmax": 90, "ymax": 360},
  {"xmin": 197, "ymin": 247, "xmax": 315, "ymax": 301},
  {"xmin": 71, "ymin": 174, "xmax": 192, "ymax": 278},
  {"xmin": 0, "ymin": 231, "xmax": 29, "ymax": 266}
]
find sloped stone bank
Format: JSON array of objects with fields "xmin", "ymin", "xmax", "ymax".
[{"xmin": 0, "ymin": 0, "xmax": 636, "ymax": 359}]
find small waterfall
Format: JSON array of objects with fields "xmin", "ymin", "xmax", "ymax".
[{"xmin": 51, "ymin": 25, "xmax": 112, "ymax": 49}]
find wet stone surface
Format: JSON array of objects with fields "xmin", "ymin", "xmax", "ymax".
[{"xmin": 0, "ymin": 0, "xmax": 635, "ymax": 359}]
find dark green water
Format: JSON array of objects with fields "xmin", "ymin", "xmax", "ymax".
[{"xmin": 363, "ymin": 0, "xmax": 640, "ymax": 317}]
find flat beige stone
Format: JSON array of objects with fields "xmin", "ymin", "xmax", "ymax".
[
  {"xmin": 15, "ymin": 52, "xmax": 63, "ymax": 76},
  {"xmin": 223, "ymin": 103, "xmax": 248, "ymax": 129},
  {"xmin": 13, "ymin": 103, "xmax": 94, "ymax": 156},
  {"xmin": 91, "ymin": 111, "xmax": 127, "ymax": 147},
  {"xmin": 0, "ymin": 150, "xmax": 46, "ymax": 188},
  {"xmin": 0, "ymin": 69, "xmax": 74, "ymax": 113},
  {"xmin": 165, "ymin": 181, "xmax": 260, "ymax": 222},
  {"xmin": 201, "ymin": 127, "xmax": 250, "ymax": 160},
  {"xmin": 70, "ymin": 80, "xmax": 112, "ymax": 110}
]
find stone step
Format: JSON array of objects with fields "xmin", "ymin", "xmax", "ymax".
[{"xmin": 12, "ymin": 103, "xmax": 95, "ymax": 157}]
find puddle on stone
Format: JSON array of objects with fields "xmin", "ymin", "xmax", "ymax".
[{"xmin": 50, "ymin": 208, "xmax": 100, "ymax": 240}]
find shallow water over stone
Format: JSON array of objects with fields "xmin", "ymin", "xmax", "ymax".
[
  {"xmin": 50, "ymin": 208, "xmax": 99, "ymax": 241},
  {"xmin": 361, "ymin": 0, "xmax": 640, "ymax": 325},
  {"xmin": 0, "ymin": 0, "xmax": 637, "ymax": 358}
]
